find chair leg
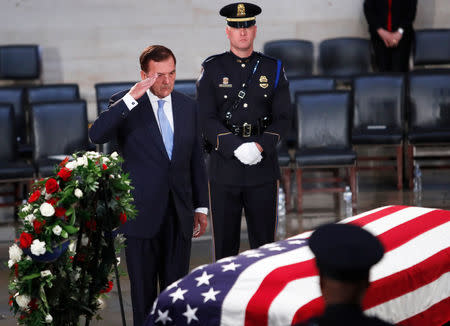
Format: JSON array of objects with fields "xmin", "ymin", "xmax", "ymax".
[
  {"xmin": 296, "ymin": 168, "xmax": 303, "ymax": 214},
  {"xmin": 349, "ymin": 166, "xmax": 357, "ymax": 204},
  {"xmin": 396, "ymin": 144, "xmax": 403, "ymax": 190},
  {"xmin": 407, "ymin": 144, "xmax": 414, "ymax": 189},
  {"xmin": 282, "ymin": 168, "xmax": 292, "ymax": 212}
]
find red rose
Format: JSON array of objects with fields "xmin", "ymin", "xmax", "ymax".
[
  {"xmin": 59, "ymin": 156, "xmax": 69, "ymax": 167},
  {"xmin": 28, "ymin": 190, "xmax": 41, "ymax": 203},
  {"xmin": 19, "ymin": 232, "xmax": 33, "ymax": 248},
  {"xmin": 120, "ymin": 212, "xmax": 127, "ymax": 224},
  {"xmin": 8, "ymin": 295, "xmax": 13, "ymax": 306},
  {"xmin": 46, "ymin": 197, "xmax": 58, "ymax": 206},
  {"xmin": 85, "ymin": 220, "xmax": 97, "ymax": 231},
  {"xmin": 55, "ymin": 207, "xmax": 67, "ymax": 219},
  {"xmin": 100, "ymin": 280, "xmax": 113, "ymax": 294},
  {"xmin": 33, "ymin": 220, "xmax": 46, "ymax": 234},
  {"xmin": 102, "ymin": 164, "xmax": 108, "ymax": 170},
  {"xmin": 57, "ymin": 167, "xmax": 72, "ymax": 181},
  {"xmin": 28, "ymin": 298, "xmax": 38, "ymax": 311},
  {"xmin": 45, "ymin": 178, "xmax": 59, "ymax": 194}
]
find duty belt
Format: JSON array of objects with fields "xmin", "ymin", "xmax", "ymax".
[{"xmin": 226, "ymin": 116, "xmax": 272, "ymax": 138}]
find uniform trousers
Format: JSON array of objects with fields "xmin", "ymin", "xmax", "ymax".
[
  {"xmin": 372, "ymin": 32, "xmax": 413, "ymax": 72},
  {"xmin": 210, "ymin": 181, "xmax": 278, "ymax": 260},
  {"xmin": 125, "ymin": 195, "xmax": 191, "ymax": 326}
]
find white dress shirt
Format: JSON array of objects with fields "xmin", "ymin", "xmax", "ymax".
[{"xmin": 122, "ymin": 90, "xmax": 208, "ymax": 216}]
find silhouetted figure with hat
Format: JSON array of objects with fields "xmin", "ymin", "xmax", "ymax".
[{"xmin": 296, "ymin": 223, "xmax": 394, "ymax": 326}]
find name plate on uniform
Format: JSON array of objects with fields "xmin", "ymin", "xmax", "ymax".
[{"xmin": 367, "ymin": 125, "xmax": 387, "ymax": 130}]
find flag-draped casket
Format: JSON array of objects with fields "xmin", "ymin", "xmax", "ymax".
[{"xmin": 145, "ymin": 205, "xmax": 450, "ymax": 326}]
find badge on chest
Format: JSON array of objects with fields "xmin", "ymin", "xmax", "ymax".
[{"xmin": 219, "ymin": 77, "xmax": 233, "ymax": 88}]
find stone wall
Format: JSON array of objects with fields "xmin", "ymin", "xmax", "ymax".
[{"xmin": 1, "ymin": 0, "xmax": 449, "ymax": 120}]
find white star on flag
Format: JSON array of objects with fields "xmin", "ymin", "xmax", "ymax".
[
  {"xmin": 195, "ymin": 271, "xmax": 214, "ymax": 287},
  {"xmin": 288, "ymin": 240, "xmax": 304, "ymax": 245},
  {"xmin": 166, "ymin": 279, "xmax": 181, "ymax": 291},
  {"xmin": 169, "ymin": 287, "xmax": 188, "ymax": 303},
  {"xmin": 241, "ymin": 249, "xmax": 260, "ymax": 256},
  {"xmin": 201, "ymin": 287, "xmax": 221, "ymax": 303},
  {"xmin": 217, "ymin": 256, "xmax": 235, "ymax": 263},
  {"xmin": 268, "ymin": 246, "xmax": 285, "ymax": 251},
  {"xmin": 246, "ymin": 252, "xmax": 264, "ymax": 258},
  {"xmin": 155, "ymin": 309, "xmax": 172, "ymax": 325},
  {"xmin": 261, "ymin": 243, "xmax": 279, "ymax": 249},
  {"xmin": 150, "ymin": 298, "xmax": 158, "ymax": 315},
  {"xmin": 182, "ymin": 304, "xmax": 199, "ymax": 324},
  {"xmin": 221, "ymin": 262, "xmax": 241, "ymax": 272}
]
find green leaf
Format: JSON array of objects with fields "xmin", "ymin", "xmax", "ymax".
[
  {"xmin": 22, "ymin": 273, "xmax": 40, "ymax": 281},
  {"xmin": 62, "ymin": 225, "xmax": 79, "ymax": 234}
]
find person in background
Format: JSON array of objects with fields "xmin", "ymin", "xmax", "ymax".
[{"xmin": 364, "ymin": 0, "xmax": 418, "ymax": 72}]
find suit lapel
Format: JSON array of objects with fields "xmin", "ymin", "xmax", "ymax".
[{"xmin": 138, "ymin": 93, "xmax": 169, "ymax": 160}]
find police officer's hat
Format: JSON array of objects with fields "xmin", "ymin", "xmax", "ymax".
[
  {"xmin": 220, "ymin": 2, "xmax": 262, "ymax": 28},
  {"xmin": 309, "ymin": 223, "xmax": 384, "ymax": 282}
]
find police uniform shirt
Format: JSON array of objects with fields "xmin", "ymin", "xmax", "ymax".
[{"xmin": 197, "ymin": 51, "xmax": 291, "ymax": 186}]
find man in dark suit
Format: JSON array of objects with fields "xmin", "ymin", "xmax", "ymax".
[
  {"xmin": 89, "ymin": 45, "xmax": 209, "ymax": 326},
  {"xmin": 364, "ymin": 0, "xmax": 418, "ymax": 72}
]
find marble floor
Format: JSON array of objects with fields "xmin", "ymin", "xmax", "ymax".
[{"xmin": 1, "ymin": 169, "xmax": 449, "ymax": 325}]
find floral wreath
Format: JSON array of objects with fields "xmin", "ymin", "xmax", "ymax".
[{"xmin": 8, "ymin": 151, "xmax": 136, "ymax": 325}]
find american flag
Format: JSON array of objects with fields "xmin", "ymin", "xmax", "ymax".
[{"xmin": 144, "ymin": 206, "xmax": 450, "ymax": 326}]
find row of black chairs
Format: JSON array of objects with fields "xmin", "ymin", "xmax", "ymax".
[
  {"xmin": 278, "ymin": 70, "xmax": 450, "ymax": 212},
  {"xmin": 264, "ymin": 29, "xmax": 450, "ymax": 78},
  {"xmin": 1, "ymin": 28, "xmax": 448, "ymax": 83}
]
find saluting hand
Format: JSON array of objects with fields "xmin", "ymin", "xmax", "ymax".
[{"xmin": 129, "ymin": 73, "xmax": 158, "ymax": 100}]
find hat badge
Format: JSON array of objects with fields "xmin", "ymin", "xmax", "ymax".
[{"xmin": 237, "ymin": 3, "xmax": 246, "ymax": 17}]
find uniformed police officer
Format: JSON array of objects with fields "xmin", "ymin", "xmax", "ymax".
[
  {"xmin": 295, "ymin": 223, "xmax": 394, "ymax": 326},
  {"xmin": 197, "ymin": 2, "xmax": 291, "ymax": 260}
]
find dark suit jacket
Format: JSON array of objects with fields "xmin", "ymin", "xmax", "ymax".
[
  {"xmin": 89, "ymin": 90, "xmax": 208, "ymax": 239},
  {"xmin": 364, "ymin": 0, "xmax": 417, "ymax": 36}
]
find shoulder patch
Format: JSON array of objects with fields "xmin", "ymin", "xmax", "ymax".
[{"xmin": 203, "ymin": 52, "xmax": 227, "ymax": 64}]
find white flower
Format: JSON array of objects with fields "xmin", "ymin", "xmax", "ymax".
[
  {"xmin": 45, "ymin": 193, "xmax": 52, "ymax": 200},
  {"xmin": 102, "ymin": 157, "xmax": 110, "ymax": 164},
  {"xmin": 9, "ymin": 244, "xmax": 23, "ymax": 262},
  {"xmin": 30, "ymin": 239, "xmax": 46, "ymax": 256},
  {"xmin": 40, "ymin": 202, "xmax": 55, "ymax": 217},
  {"xmin": 45, "ymin": 314, "xmax": 53, "ymax": 323},
  {"xmin": 25, "ymin": 256, "xmax": 32, "ymax": 261},
  {"xmin": 116, "ymin": 257, "xmax": 121, "ymax": 266},
  {"xmin": 68, "ymin": 240, "xmax": 77, "ymax": 253},
  {"xmin": 109, "ymin": 174, "xmax": 115, "ymax": 179},
  {"xmin": 8, "ymin": 259, "xmax": 14, "ymax": 268},
  {"xmin": 86, "ymin": 151, "xmax": 100, "ymax": 158},
  {"xmin": 111, "ymin": 151, "xmax": 119, "ymax": 160},
  {"xmin": 21, "ymin": 204, "xmax": 32, "ymax": 213},
  {"xmin": 74, "ymin": 188, "xmax": 83, "ymax": 198},
  {"xmin": 76, "ymin": 156, "xmax": 88, "ymax": 167},
  {"xmin": 33, "ymin": 208, "xmax": 38, "ymax": 214},
  {"xmin": 15, "ymin": 294, "xmax": 31, "ymax": 309},
  {"xmin": 41, "ymin": 270, "xmax": 52, "ymax": 277},
  {"xmin": 65, "ymin": 161, "xmax": 77, "ymax": 170},
  {"xmin": 81, "ymin": 234, "xmax": 89, "ymax": 246},
  {"xmin": 24, "ymin": 214, "xmax": 36, "ymax": 224},
  {"xmin": 52, "ymin": 225, "xmax": 62, "ymax": 236}
]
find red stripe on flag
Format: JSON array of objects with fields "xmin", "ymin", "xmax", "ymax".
[
  {"xmin": 244, "ymin": 260, "xmax": 317, "ymax": 326},
  {"xmin": 348, "ymin": 205, "xmax": 407, "ymax": 228},
  {"xmin": 376, "ymin": 209, "xmax": 449, "ymax": 252},
  {"xmin": 363, "ymin": 249, "xmax": 450, "ymax": 309},
  {"xmin": 398, "ymin": 297, "xmax": 450, "ymax": 326},
  {"xmin": 245, "ymin": 208, "xmax": 449, "ymax": 326},
  {"xmin": 291, "ymin": 297, "xmax": 325, "ymax": 325}
]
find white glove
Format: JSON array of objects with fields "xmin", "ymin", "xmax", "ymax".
[{"xmin": 234, "ymin": 142, "xmax": 263, "ymax": 165}]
